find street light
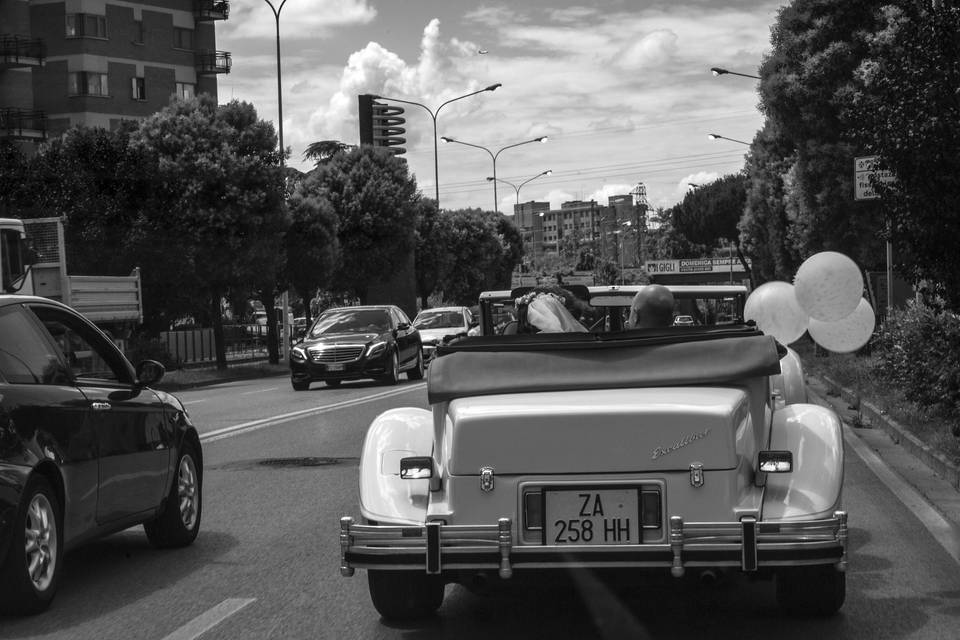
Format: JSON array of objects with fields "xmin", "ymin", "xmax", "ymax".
[
  {"xmin": 486, "ymin": 169, "xmax": 552, "ymax": 206},
  {"xmin": 708, "ymin": 133, "xmax": 751, "ymax": 146},
  {"xmin": 371, "ymin": 84, "xmax": 501, "ymax": 209},
  {"xmin": 442, "ymin": 135, "xmax": 548, "ymax": 213},
  {"xmin": 710, "ymin": 67, "xmax": 761, "ymax": 80},
  {"xmin": 263, "ymin": 0, "xmax": 289, "ymax": 361}
]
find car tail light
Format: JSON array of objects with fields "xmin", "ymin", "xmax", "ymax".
[
  {"xmin": 523, "ymin": 491, "xmax": 542, "ymax": 530},
  {"xmin": 641, "ymin": 489, "xmax": 662, "ymax": 529}
]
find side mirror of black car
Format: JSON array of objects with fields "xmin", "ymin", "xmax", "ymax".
[
  {"xmin": 136, "ymin": 359, "xmax": 166, "ymax": 387},
  {"xmin": 397, "ymin": 322, "xmax": 410, "ymax": 331}
]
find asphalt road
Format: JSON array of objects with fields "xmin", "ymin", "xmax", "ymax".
[{"xmin": 3, "ymin": 373, "xmax": 960, "ymax": 640}]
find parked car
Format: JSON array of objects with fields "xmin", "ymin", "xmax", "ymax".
[
  {"xmin": 339, "ymin": 285, "xmax": 846, "ymax": 620},
  {"xmin": 673, "ymin": 314, "xmax": 695, "ymax": 326},
  {"xmin": 0, "ymin": 295, "xmax": 202, "ymax": 615},
  {"xmin": 289, "ymin": 305, "xmax": 423, "ymax": 390},
  {"xmin": 412, "ymin": 306, "xmax": 476, "ymax": 363}
]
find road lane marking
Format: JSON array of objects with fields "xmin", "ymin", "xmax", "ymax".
[
  {"xmin": 843, "ymin": 426, "xmax": 960, "ymax": 565},
  {"xmin": 160, "ymin": 598, "xmax": 255, "ymax": 640},
  {"xmin": 199, "ymin": 383, "xmax": 427, "ymax": 443},
  {"xmin": 182, "ymin": 399, "xmax": 209, "ymax": 405},
  {"xmin": 241, "ymin": 387, "xmax": 279, "ymax": 395}
]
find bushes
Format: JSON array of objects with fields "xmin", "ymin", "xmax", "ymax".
[{"xmin": 874, "ymin": 301, "xmax": 960, "ymax": 415}]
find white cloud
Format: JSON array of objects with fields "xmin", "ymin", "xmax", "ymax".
[
  {"xmin": 221, "ymin": 0, "xmax": 376, "ymax": 40},
  {"xmin": 616, "ymin": 30, "xmax": 679, "ymax": 70}
]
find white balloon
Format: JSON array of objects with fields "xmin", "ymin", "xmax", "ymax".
[
  {"xmin": 744, "ymin": 281, "xmax": 809, "ymax": 345},
  {"xmin": 794, "ymin": 251, "xmax": 864, "ymax": 321},
  {"xmin": 808, "ymin": 298, "xmax": 876, "ymax": 353}
]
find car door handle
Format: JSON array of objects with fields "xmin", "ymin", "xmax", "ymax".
[{"xmin": 91, "ymin": 401, "xmax": 112, "ymax": 411}]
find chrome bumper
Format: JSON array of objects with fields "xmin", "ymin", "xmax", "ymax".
[{"xmin": 340, "ymin": 511, "xmax": 848, "ymax": 578}]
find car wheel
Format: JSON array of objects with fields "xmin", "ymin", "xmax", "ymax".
[
  {"xmin": 407, "ymin": 349, "xmax": 425, "ymax": 380},
  {"xmin": 292, "ymin": 379, "xmax": 310, "ymax": 391},
  {"xmin": 367, "ymin": 570, "xmax": 444, "ymax": 620},
  {"xmin": 0, "ymin": 476, "xmax": 62, "ymax": 615},
  {"xmin": 381, "ymin": 350, "xmax": 400, "ymax": 385},
  {"xmin": 775, "ymin": 565, "xmax": 846, "ymax": 616},
  {"xmin": 145, "ymin": 440, "xmax": 202, "ymax": 549},
  {"xmin": 325, "ymin": 379, "xmax": 341, "ymax": 387}
]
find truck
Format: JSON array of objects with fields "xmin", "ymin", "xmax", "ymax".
[{"xmin": 0, "ymin": 216, "xmax": 143, "ymax": 327}]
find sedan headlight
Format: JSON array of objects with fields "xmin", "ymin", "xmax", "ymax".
[
  {"xmin": 366, "ymin": 341, "xmax": 387, "ymax": 358},
  {"xmin": 290, "ymin": 346, "xmax": 307, "ymax": 362}
]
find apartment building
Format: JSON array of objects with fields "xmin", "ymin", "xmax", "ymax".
[{"xmin": 1, "ymin": 0, "xmax": 230, "ymax": 149}]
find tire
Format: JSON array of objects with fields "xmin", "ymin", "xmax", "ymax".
[
  {"xmin": 381, "ymin": 351, "xmax": 400, "ymax": 385},
  {"xmin": 292, "ymin": 379, "xmax": 310, "ymax": 391},
  {"xmin": 325, "ymin": 379, "xmax": 341, "ymax": 387},
  {"xmin": 406, "ymin": 349, "xmax": 425, "ymax": 381},
  {"xmin": 0, "ymin": 476, "xmax": 63, "ymax": 615},
  {"xmin": 776, "ymin": 565, "xmax": 846, "ymax": 616},
  {"xmin": 367, "ymin": 570, "xmax": 444, "ymax": 620},
  {"xmin": 145, "ymin": 440, "xmax": 202, "ymax": 549}
]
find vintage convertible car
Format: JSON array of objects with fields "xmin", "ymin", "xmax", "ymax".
[{"xmin": 339, "ymin": 285, "xmax": 846, "ymax": 620}]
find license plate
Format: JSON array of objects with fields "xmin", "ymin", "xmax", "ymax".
[
  {"xmin": 326, "ymin": 363, "xmax": 345, "ymax": 371},
  {"xmin": 545, "ymin": 488, "xmax": 640, "ymax": 545}
]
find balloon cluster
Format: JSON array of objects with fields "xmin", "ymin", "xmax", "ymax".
[{"xmin": 744, "ymin": 251, "xmax": 875, "ymax": 353}]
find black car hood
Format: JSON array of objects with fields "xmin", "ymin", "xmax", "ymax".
[{"xmin": 302, "ymin": 332, "xmax": 382, "ymax": 344}]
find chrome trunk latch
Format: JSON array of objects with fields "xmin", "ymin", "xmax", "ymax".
[
  {"xmin": 479, "ymin": 466, "xmax": 495, "ymax": 492},
  {"xmin": 689, "ymin": 462, "xmax": 704, "ymax": 488}
]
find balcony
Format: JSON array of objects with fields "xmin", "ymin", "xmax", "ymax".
[
  {"xmin": 195, "ymin": 50, "xmax": 231, "ymax": 75},
  {"xmin": 194, "ymin": 0, "xmax": 230, "ymax": 21},
  {"xmin": 0, "ymin": 35, "xmax": 46, "ymax": 68},
  {"xmin": 0, "ymin": 108, "xmax": 48, "ymax": 140}
]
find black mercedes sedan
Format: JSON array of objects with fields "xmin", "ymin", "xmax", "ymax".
[
  {"xmin": 289, "ymin": 305, "xmax": 424, "ymax": 390},
  {"xmin": 0, "ymin": 295, "xmax": 202, "ymax": 615}
]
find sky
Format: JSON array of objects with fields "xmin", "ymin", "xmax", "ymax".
[{"xmin": 216, "ymin": 0, "xmax": 781, "ymax": 214}]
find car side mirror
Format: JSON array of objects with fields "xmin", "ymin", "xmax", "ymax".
[
  {"xmin": 397, "ymin": 322, "xmax": 410, "ymax": 331},
  {"xmin": 136, "ymin": 359, "xmax": 166, "ymax": 387}
]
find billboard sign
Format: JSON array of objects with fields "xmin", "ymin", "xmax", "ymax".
[{"xmin": 645, "ymin": 257, "xmax": 748, "ymax": 275}]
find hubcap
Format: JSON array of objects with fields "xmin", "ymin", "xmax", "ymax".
[
  {"xmin": 24, "ymin": 493, "xmax": 57, "ymax": 591},
  {"xmin": 178, "ymin": 454, "xmax": 199, "ymax": 530}
]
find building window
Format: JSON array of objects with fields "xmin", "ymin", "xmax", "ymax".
[
  {"xmin": 131, "ymin": 77, "xmax": 146, "ymax": 100},
  {"xmin": 66, "ymin": 14, "xmax": 107, "ymax": 38},
  {"xmin": 133, "ymin": 20, "xmax": 144, "ymax": 44},
  {"xmin": 173, "ymin": 28, "xmax": 193, "ymax": 50},
  {"xmin": 68, "ymin": 72, "xmax": 109, "ymax": 97},
  {"xmin": 176, "ymin": 82, "xmax": 195, "ymax": 100}
]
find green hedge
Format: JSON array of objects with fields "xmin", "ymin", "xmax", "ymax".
[{"xmin": 874, "ymin": 300, "xmax": 960, "ymax": 415}]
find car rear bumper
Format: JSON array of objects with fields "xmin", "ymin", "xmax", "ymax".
[{"xmin": 339, "ymin": 511, "xmax": 848, "ymax": 578}]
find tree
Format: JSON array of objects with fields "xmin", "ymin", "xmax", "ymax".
[
  {"xmin": 435, "ymin": 209, "xmax": 508, "ymax": 305},
  {"xmin": 284, "ymin": 186, "xmax": 340, "ymax": 324},
  {"xmin": 302, "ymin": 146, "xmax": 419, "ymax": 302},
  {"xmin": 756, "ymin": 0, "xmax": 888, "ymax": 271},
  {"xmin": 491, "ymin": 215, "xmax": 523, "ymax": 290},
  {"xmin": 303, "ymin": 140, "xmax": 354, "ymax": 166},
  {"xmin": 129, "ymin": 96, "xmax": 287, "ymax": 367},
  {"xmin": 413, "ymin": 198, "xmax": 454, "ymax": 309},
  {"xmin": 848, "ymin": 3, "xmax": 960, "ymax": 308}
]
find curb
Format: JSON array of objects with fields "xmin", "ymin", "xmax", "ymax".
[{"xmin": 819, "ymin": 374, "xmax": 960, "ymax": 493}]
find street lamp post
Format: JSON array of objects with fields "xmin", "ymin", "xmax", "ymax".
[
  {"xmin": 372, "ymin": 84, "xmax": 501, "ymax": 209},
  {"xmin": 486, "ymin": 169, "xmax": 552, "ymax": 206},
  {"xmin": 710, "ymin": 67, "xmax": 761, "ymax": 80},
  {"xmin": 442, "ymin": 136, "xmax": 548, "ymax": 213},
  {"xmin": 708, "ymin": 133, "xmax": 751, "ymax": 146},
  {"xmin": 263, "ymin": 0, "xmax": 289, "ymax": 361}
]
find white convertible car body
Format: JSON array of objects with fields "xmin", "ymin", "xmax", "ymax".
[{"xmin": 340, "ymin": 286, "xmax": 847, "ymax": 619}]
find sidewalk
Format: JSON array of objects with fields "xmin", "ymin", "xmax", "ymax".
[{"xmin": 156, "ymin": 359, "xmax": 289, "ymax": 392}]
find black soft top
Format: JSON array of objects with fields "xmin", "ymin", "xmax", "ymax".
[{"xmin": 427, "ymin": 326, "xmax": 783, "ymax": 404}]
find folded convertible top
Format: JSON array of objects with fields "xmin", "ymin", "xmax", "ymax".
[{"xmin": 427, "ymin": 329, "xmax": 783, "ymax": 404}]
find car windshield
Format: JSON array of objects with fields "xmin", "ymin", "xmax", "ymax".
[
  {"xmin": 414, "ymin": 311, "xmax": 464, "ymax": 329},
  {"xmin": 310, "ymin": 309, "xmax": 390, "ymax": 336}
]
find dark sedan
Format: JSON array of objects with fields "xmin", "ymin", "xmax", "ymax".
[
  {"xmin": 0, "ymin": 295, "xmax": 202, "ymax": 615},
  {"xmin": 289, "ymin": 305, "xmax": 424, "ymax": 390}
]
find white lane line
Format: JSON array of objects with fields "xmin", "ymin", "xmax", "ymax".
[
  {"xmin": 241, "ymin": 387, "xmax": 279, "ymax": 395},
  {"xmin": 199, "ymin": 383, "xmax": 427, "ymax": 443},
  {"xmin": 182, "ymin": 399, "xmax": 209, "ymax": 405},
  {"xmin": 844, "ymin": 426, "xmax": 960, "ymax": 565},
  {"xmin": 160, "ymin": 598, "xmax": 255, "ymax": 640}
]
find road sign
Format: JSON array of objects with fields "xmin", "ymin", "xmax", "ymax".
[{"xmin": 854, "ymin": 155, "xmax": 897, "ymax": 200}]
